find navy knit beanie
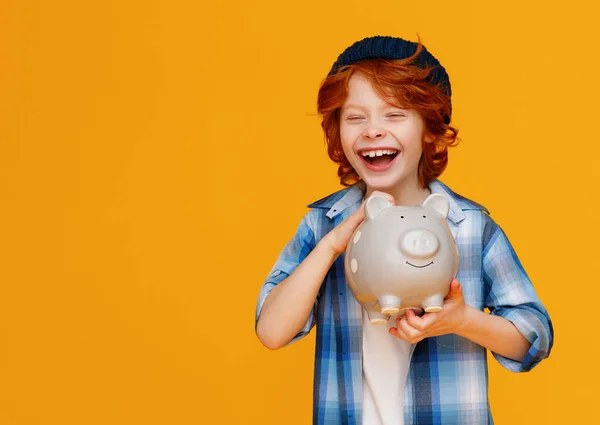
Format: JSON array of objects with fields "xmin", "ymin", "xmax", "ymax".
[{"xmin": 328, "ymin": 36, "xmax": 452, "ymax": 124}]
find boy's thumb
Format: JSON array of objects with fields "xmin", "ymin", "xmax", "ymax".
[{"xmin": 447, "ymin": 278, "xmax": 462, "ymax": 299}]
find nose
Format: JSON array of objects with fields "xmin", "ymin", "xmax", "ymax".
[
  {"xmin": 362, "ymin": 125, "xmax": 387, "ymax": 140},
  {"xmin": 399, "ymin": 230, "xmax": 439, "ymax": 259}
]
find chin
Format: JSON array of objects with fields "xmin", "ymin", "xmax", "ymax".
[{"xmin": 361, "ymin": 173, "xmax": 404, "ymax": 191}]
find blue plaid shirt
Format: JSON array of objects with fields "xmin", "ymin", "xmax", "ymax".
[{"xmin": 256, "ymin": 180, "xmax": 553, "ymax": 425}]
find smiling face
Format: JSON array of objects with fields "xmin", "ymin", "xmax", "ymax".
[{"xmin": 339, "ymin": 73, "xmax": 430, "ymax": 194}]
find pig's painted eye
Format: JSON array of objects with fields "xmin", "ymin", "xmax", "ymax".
[
  {"xmin": 422, "ymin": 215, "xmax": 426, "ymax": 218},
  {"xmin": 401, "ymin": 216, "xmax": 404, "ymax": 219}
]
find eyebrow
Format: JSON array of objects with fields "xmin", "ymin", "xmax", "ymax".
[{"xmin": 341, "ymin": 104, "xmax": 365, "ymax": 110}]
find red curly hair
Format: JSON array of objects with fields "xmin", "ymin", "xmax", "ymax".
[{"xmin": 317, "ymin": 42, "xmax": 459, "ymax": 188}]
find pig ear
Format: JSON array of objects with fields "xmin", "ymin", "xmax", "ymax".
[
  {"xmin": 365, "ymin": 194, "xmax": 393, "ymax": 221},
  {"xmin": 422, "ymin": 194, "xmax": 450, "ymax": 218}
]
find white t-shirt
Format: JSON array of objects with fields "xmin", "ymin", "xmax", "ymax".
[{"xmin": 362, "ymin": 308, "xmax": 415, "ymax": 425}]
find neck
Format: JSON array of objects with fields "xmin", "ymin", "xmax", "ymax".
[{"xmin": 364, "ymin": 177, "xmax": 431, "ymax": 206}]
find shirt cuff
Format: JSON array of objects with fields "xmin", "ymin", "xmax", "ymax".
[
  {"xmin": 255, "ymin": 270, "xmax": 316, "ymax": 346},
  {"xmin": 491, "ymin": 306, "xmax": 553, "ymax": 372}
]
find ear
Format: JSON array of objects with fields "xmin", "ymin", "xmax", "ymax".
[
  {"xmin": 365, "ymin": 194, "xmax": 393, "ymax": 221},
  {"xmin": 422, "ymin": 193, "xmax": 450, "ymax": 218}
]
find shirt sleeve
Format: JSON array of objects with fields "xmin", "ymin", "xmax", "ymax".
[
  {"xmin": 482, "ymin": 217, "xmax": 554, "ymax": 372},
  {"xmin": 255, "ymin": 213, "xmax": 318, "ymax": 346}
]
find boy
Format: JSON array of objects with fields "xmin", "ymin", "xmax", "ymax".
[{"xmin": 255, "ymin": 36, "xmax": 553, "ymax": 425}]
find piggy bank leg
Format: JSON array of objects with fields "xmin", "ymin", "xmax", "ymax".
[
  {"xmin": 366, "ymin": 310, "xmax": 390, "ymax": 325},
  {"xmin": 422, "ymin": 294, "xmax": 444, "ymax": 313},
  {"xmin": 378, "ymin": 295, "xmax": 402, "ymax": 315}
]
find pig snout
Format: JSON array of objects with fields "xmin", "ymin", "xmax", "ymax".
[{"xmin": 399, "ymin": 229, "xmax": 439, "ymax": 258}]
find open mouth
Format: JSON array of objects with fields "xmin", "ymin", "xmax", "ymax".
[
  {"xmin": 406, "ymin": 261, "xmax": 434, "ymax": 268},
  {"xmin": 360, "ymin": 149, "xmax": 398, "ymax": 168},
  {"xmin": 357, "ymin": 149, "xmax": 400, "ymax": 172}
]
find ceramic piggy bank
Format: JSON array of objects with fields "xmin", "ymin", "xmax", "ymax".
[{"xmin": 344, "ymin": 193, "xmax": 459, "ymax": 324}]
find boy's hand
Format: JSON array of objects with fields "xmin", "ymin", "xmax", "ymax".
[
  {"xmin": 388, "ymin": 278, "xmax": 469, "ymax": 343},
  {"xmin": 322, "ymin": 191, "xmax": 395, "ymax": 255}
]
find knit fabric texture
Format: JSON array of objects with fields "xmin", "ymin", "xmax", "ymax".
[{"xmin": 328, "ymin": 36, "xmax": 452, "ymax": 124}]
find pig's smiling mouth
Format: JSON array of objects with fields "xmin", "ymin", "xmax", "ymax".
[{"xmin": 406, "ymin": 261, "xmax": 434, "ymax": 268}]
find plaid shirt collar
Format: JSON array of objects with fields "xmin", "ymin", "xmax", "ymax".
[{"xmin": 307, "ymin": 179, "xmax": 489, "ymax": 225}]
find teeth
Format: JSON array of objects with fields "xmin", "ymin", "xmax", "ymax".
[{"xmin": 361, "ymin": 149, "xmax": 398, "ymax": 157}]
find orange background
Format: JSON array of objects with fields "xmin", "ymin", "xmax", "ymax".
[{"xmin": 1, "ymin": 1, "xmax": 598, "ymax": 423}]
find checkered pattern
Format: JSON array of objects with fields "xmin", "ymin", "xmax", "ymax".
[{"xmin": 256, "ymin": 180, "xmax": 553, "ymax": 425}]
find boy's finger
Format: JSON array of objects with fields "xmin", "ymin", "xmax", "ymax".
[
  {"xmin": 397, "ymin": 316, "xmax": 422, "ymax": 340},
  {"xmin": 404, "ymin": 309, "xmax": 426, "ymax": 331},
  {"xmin": 444, "ymin": 279, "xmax": 463, "ymax": 301},
  {"xmin": 389, "ymin": 326, "xmax": 409, "ymax": 341},
  {"xmin": 421, "ymin": 312, "xmax": 440, "ymax": 329},
  {"xmin": 343, "ymin": 209, "xmax": 364, "ymax": 231},
  {"xmin": 337, "ymin": 206, "xmax": 364, "ymax": 230}
]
